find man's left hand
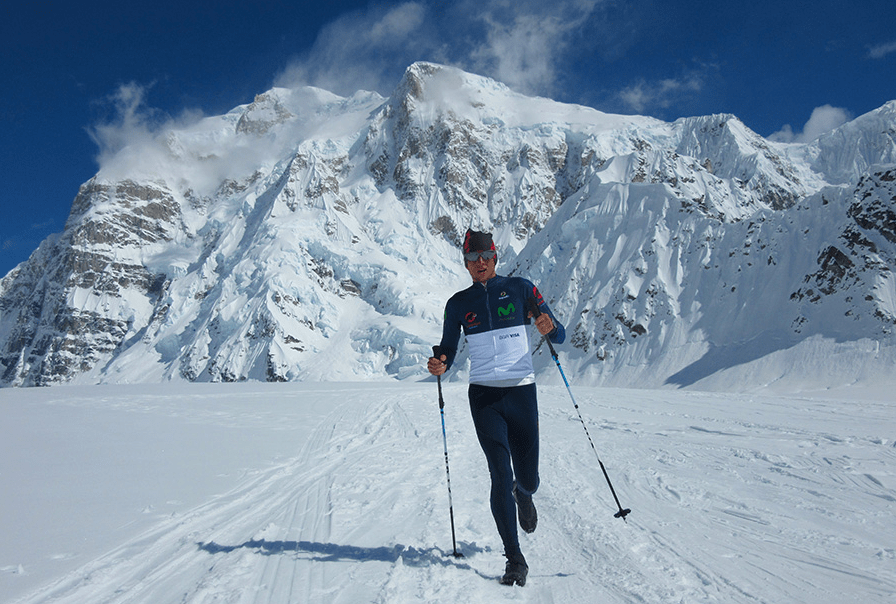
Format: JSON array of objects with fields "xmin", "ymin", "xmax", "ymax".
[{"xmin": 533, "ymin": 313, "xmax": 554, "ymax": 336}]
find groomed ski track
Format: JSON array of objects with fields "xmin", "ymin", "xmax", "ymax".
[{"xmin": 2, "ymin": 382, "xmax": 894, "ymax": 603}]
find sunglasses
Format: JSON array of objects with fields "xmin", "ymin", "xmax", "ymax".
[{"xmin": 464, "ymin": 250, "xmax": 497, "ymax": 262}]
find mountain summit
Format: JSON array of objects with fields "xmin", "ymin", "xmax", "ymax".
[{"xmin": 2, "ymin": 63, "xmax": 895, "ymax": 389}]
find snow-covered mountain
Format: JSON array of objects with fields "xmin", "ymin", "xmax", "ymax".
[{"xmin": 1, "ymin": 62, "xmax": 895, "ymax": 388}]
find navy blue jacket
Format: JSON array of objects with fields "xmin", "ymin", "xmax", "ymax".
[{"xmin": 438, "ymin": 275, "xmax": 565, "ymax": 384}]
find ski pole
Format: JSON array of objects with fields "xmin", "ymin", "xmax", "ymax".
[
  {"xmin": 432, "ymin": 346, "xmax": 463, "ymax": 557},
  {"xmin": 526, "ymin": 299, "xmax": 632, "ymax": 522}
]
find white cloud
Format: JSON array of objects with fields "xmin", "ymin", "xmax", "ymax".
[
  {"xmin": 273, "ymin": 0, "xmax": 609, "ymax": 99},
  {"xmin": 618, "ymin": 74, "xmax": 705, "ymax": 114},
  {"xmin": 87, "ymin": 82, "xmax": 161, "ymax": 165},
  {"xmin": 868, "ymin": 40, "xmax": 896, "ymax": 59},
  {"xmin": 368, "ymin": 2, "xmax": 426, "ymax": 44},
  {"xmin": 618, "ymin": 84, "xmax": 649, "ymax": 114},
  {"xmin": 468, "ymin": 1, "xmax": 604, "ymax": 96},
  {"xmin": 769, "ymin": 105, "xmax": 852, "ymax": 143},
  {"xmin": 472, "ymin": 13, "xmax": 560, "ymax": 95},
  {"xmin": 274, "ymin": 2, "xmax": 432, "ymax": 97}
]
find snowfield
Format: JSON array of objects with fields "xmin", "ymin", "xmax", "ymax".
[{"xmin": 2, "ymin": 381, "xmax": 894, "ymax": 603}]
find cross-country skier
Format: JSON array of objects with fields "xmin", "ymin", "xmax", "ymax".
[{"xmin": 428, "ymin": 229, "xmax": 566, "ymax": 586}]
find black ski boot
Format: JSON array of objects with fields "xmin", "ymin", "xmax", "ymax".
[
  {"xmin": 513, "ymin": 483, "xmax": 537, "ymax": 533},
  {"xmin": 500, "ymin": 551, "xmax": 528, "ymax": 586}
]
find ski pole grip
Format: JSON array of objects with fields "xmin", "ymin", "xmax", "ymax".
[
  {"xmin": 432, "ymin": 345, "xmax": 446, "ymax": 409},
  {"xmin": 528, "ymin": 296, "xmax": 559, "ymax": 359},
  {"xmin": 527, "ymin": 297, "xmax": 541, "ymax": 318}
]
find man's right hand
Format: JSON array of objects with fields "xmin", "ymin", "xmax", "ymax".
[{"xmin": 428, "ymin": 354, "xmax": 447, "ymax": 376}]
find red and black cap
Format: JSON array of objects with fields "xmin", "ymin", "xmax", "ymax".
[{"xmin": 463, "ymin": 229, "xmax": 496, "ymax": 254}]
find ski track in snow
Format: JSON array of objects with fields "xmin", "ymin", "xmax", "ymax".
[{"xmin": 3, "ymin": 383, "xmax": 895, "ymax": 604}]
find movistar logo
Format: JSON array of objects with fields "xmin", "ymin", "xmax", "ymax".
[{"xmin": 497, "ymin": 303, "xmax": 516, "ymax": 317}]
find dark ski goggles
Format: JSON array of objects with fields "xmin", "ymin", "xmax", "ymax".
[{"xmin": 464, "ymin": 250, "xmax": 497, "ymax": 262}]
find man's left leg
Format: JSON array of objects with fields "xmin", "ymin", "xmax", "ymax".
[{"xmin": 506, "ymin": 384, "xmax": 539, "ymax": 533}]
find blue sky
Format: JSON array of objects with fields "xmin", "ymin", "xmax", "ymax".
[{"xmin": 2, "ymin": 0, "xmax": 895, "ymax": 276}]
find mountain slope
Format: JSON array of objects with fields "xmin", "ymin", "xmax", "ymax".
[{"xmin": 1, "ymin": 63, "xmax": 894, "ymax": 388}]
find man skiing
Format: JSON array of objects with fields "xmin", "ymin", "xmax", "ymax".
[{"xmin": 428, "ymin": 229, "xmax": 566, "ymax": 586}]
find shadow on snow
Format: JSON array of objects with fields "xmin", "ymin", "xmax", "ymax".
[{"xmin": 198, "ymin": 539, "xmax": 493, "ymax": 577}]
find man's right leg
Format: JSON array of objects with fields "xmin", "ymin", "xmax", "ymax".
[{"xmin": 469, "ymin": 385, "xmax": 520, "ymax": 559}]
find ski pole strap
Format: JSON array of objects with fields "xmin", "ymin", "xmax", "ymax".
[{"xmin": 526, "ymin": 296, "xmax": 541, "ymax": 319}]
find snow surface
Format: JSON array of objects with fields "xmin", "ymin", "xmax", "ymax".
[{"xmin": 2, "ymin": 380, "xmax": 894, "ymax": 603}]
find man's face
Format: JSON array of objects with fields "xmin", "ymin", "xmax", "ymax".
[{"xmin": 465, "ymin": 250, "xmax": 497, "ymax": 283}]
